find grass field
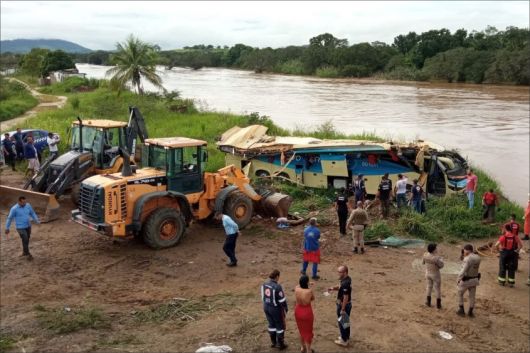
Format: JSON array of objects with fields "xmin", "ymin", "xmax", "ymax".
[{"xmin": 0, "ymin": 78, "xmax": 39, "ymax": 122}]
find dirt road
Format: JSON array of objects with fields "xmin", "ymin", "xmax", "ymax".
[
  {"xmin": 0, "ymin": 169, "xmax": 528, "ymax": 352},
  {"xmin": 0, "ymin": 78, "xmax": 67, "ymax": 132}
]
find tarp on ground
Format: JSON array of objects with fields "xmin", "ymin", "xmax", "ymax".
[{"xmin": 380, "ymin": 236, "xmax": 425, "ymax": 248}]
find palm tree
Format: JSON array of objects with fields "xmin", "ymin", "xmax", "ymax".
[{"xmin": 106, "ymin": 35, "xmax": 165, "ymax": 94}]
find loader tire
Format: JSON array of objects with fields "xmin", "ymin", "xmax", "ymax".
[
  {"xmin": 143, "ymin": 207, "xmax": 185, "ymax": 249},
  {"xmin": 224, "ymin": 191, "xmax": 253, "ymax": 229}
]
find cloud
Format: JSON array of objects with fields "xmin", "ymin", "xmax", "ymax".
[{"xmin": 1, "ymin": 1, "xmax": 528, "ymax": 50}]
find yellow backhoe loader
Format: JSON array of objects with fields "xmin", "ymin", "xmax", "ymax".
[
  {"xmin": 0, "ymin": 107, "xmax": 148, "ymax": 221},
  {"xmin": 72, "ymin": 137, "xmax": 291, "ymax": 249}
]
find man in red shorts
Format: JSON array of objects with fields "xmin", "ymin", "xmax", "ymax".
[{"xmin": 301, "ymin": 218, "xmax": 321, "ymax": 280}]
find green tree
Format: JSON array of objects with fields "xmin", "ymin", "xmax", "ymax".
[
  {"xmin": 106, "ymin": 35, "xmax": 164, "ymax": 94},
  {"xmin": 40, "ymin": 50, "xmax": 76, "ymax": 76},
  {"xmin": 19, "ymin": 48, "xmax": 49, "ymax": 77}
]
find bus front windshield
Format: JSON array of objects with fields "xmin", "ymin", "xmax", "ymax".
[{"xmin": 71, "ymin": 126, "xmax": 99, "ymax": 151}]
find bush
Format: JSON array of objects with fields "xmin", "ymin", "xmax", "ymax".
[
  {"xmin": 365, "ymin": 221, "xmax": 394, "ymax": 239},
  {"xmin": 340, "ymin": 64, "xmax": 371, "ymax": 77},
  {"xmin": 274, "ymin": 59, "xmax": 306, "ymax": 75},
  {"xmin": 70, "ymin": 95, "xmax": 80, "ymax": 109},
  {"xmin": 0, "ymin": 78, "xmax": 39, "ymax": 121},
  {"xmin": 315, "ymin": 65, "xmax": 340, "ymax": 78}
]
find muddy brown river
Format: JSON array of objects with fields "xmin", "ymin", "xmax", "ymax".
[{"xmin": 77, "ymin": 64, "xmax": 529, "ymax": 207}]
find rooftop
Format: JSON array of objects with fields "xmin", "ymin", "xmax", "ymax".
[
  {"xmin": 145, "ymin": 137, "xmax": 207, "ymax": 148},
  {"xmin": 72, "ymin": 119, "xmax": 128, "ymax": 128}
]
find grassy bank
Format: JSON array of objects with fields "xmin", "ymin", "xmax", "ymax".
[
  {"xmin": 5, "ymin": 76, "xmax": 524, "ymax": 242},
  {"xmin": 0, "ymin": 77, "xmax": 39, "ymax": 122}
]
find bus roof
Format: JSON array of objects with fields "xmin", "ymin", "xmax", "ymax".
[
  {"xmin": 72, "ymin": 119, "xmax": 128, "ymax": 128},
  {"xmin": 145, "ymin": 137, "xmax": 207, "ymax": 148}
]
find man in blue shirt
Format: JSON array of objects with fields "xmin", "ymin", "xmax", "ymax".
[
  {"xmin": 23, "ymin": 135, "xmax": 40, "ymax": 178},
  {"xmin": 215, "ymin": 212, "xmax": 241, "ymax": 267},
  {"xmin": 411, "ymin": 179, "xmax": 424, "ymax": 213},
  {"xmin": 5, "ymin": 196, "xmax": 40, "ymax": 260},
  {"xmin": 301, "ymin": 217, "xmax": 321, "ymax": 280}
]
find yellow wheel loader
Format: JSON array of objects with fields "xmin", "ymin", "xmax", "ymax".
[
  {"xmin": 71, "ymin": 137, "xmax": 291, "ymax": 249},
  {"xmin": 0, "ymin": 107, "xmax": 148, "ymax": 221}
]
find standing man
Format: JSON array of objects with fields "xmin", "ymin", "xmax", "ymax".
[
  {"xmin": 2, "ymin": 133, "xmax": 17, "ymax": 171},
  {"xmin": 261, "ymin": 269, "xmax": 288, "ymax": 350},
  {"xmin": 215, "ymin": 212, "xmax": 240, "ymax": 267},
  {"xmin": 352, "ymin": 174, "xmax": 366, "ymax": 206},
  {"xmin": 494, "ymin": 223, "xmax": 524, "ymax": 287},
  {"xmin": 422, "ymin": 243, "xmax": 444, "ymax": 309},
  {"xmin": 394, "ymin": 174, "xmax": 408, "ymax": 209},
  {"xmin": 46, "ymin": 132, "xmax": 60, "ymax": 160},
  {"xmin": 5, "ymin": 196, "xmax": 40, "ymax": 260},
  {"xmin": 347, "ymin": 201, "xmax": 369, "ymax": 254},
  {"xmin": 524, "ymin": 196, "xmax": 530, "ymax": 240},
  {"xmin": 334, "ymin": 188, "xmax": 350, "ymax": 236},
  {"xmin": 24, "ymin": 136, "xmax": 40, "ymax": 178},
  {"xmin": 377, "ymin": 173, "xmax": 392, "ymax": 219},
  {"xmin": 411, "ymin": 179, "xmax": 424, "ymax": 213},
  {"xmin": 456, "ymin": 244, "xmax": 481, "ymax": 317},
  {"xmin": 482, "ymin": 188, "xmax": 499, "ymax": 223},
  {"xmin": 328, "ymin": 265, "xmax": 352, "ymax": 347},
  {"xmin": 504, "ymin": 214, "xmax": 522, "ymax": 271},
  {"xmin": 301, "ymin": 218, "xmax": 321, "ymax": 280},
  {"xmin": 13, "ymin": 127, "xmax": 24, "ymax": 160},
  {"xmin": 465, "ymin": 169, "xmax": 478, "ymax": 209}
]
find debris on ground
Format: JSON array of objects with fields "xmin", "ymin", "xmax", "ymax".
[
  {"xmin": 380, "ymin": 236, "xmax": 425, "ymax": 248},
  {"xmin": 196, "ymin": 344, "xmax": 233, "ymax": 353},
  {"xmin": 438, "ymin": 331, "xmax": 454, "ymax": 340}
]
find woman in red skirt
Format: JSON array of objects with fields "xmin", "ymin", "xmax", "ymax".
[{"xmin": 295, "ymin": 275, "xmax": 315, "ymax": 353}]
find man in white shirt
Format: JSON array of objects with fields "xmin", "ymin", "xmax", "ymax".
[
  {"xmin": 46, "ymin": 132, "xmax": 60, "ymax": 160},
  {"xmin": 395, "ymin": 174, "xmax": 408, "ymax": 209}
]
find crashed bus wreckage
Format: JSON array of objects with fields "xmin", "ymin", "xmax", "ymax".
[{"xmin": 217, "ymin": 125, "xmax": 468, "ymax": 196}]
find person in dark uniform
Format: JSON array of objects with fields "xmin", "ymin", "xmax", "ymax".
[
  {"xmin": 328, "ymin": 265, "xmax": 352, "ymax": 347},
  {"xmin": 334, "ymin": 187, "xmax": 350, "ymax": 236},
  {"xmin": 377, "ymin": 173, "xmax": 393, "ymax": 219},
  {"xmin": 262, "ymin": 269, "xmax": 289, "ymax": 350},
  {"xmin": 352, "ymin": 174, "xmax": 366, "ymax": 205}
]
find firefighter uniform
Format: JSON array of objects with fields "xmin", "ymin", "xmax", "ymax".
[
  {"xmin": 335, "ymin": 193, "xmax": 349, "ymax": 236},
  {"xmin": 497, "ymin": 231, "xmax": 523, "ymax": 286},
  {"xmin": 422, "ymin": 251, "xmax": 444, "ymax": 306},
  {"xmin": 262, "ymin": 279, "xmax": 288, "ymax": 348},
  {"xmin": 457, "ymin": 253, "xmax": 481, "ymax": 316}
]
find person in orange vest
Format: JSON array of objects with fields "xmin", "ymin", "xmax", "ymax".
[
  {"xmin": 481, "ymin": 189, "xmax": 499, "ymax": 224},
  {"xmin": 494, "ymin": 223, "xmax": 524, "ymax": 287},
  {"xmin": 504, "ymin": 214, "xmax": 523, "ymax": 272}
]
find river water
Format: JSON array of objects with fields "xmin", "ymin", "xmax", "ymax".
[{"xmin": 77, "ymin": 64, "xmax": 529, "ymax": 207}]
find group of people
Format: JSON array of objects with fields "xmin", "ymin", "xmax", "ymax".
[
  {"xmin": 261, "ymin": 265, "xmax": 353, "ymax": 352},
  {"xmin": 2, "ymin": 127, "xmax": 59, "ymax": 177}
]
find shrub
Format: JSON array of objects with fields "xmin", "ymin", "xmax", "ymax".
[
  {"xmin": 70, "ymin": 95, "xmax": 80, "ymax": 109},
  {"xmin": 315, "ymin": 65, "xmax": 340, "ymax": 78},
  {"xmin": 275, "ymin": 59, "xmax": 306, "ymax": 75},
  {"xmin": 365, "ymin": 221, "xmax": 394, "ymax": 239}
]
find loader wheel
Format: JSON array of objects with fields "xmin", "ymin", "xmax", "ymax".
[
  {"xmin": 143, "ymin": 207, "xmax": 185, "ymax": 249},
  {"xmin": 224, "ymin": 191, "xmax": 253, "ymax": 229}
]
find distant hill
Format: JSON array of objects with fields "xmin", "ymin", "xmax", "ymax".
[{"xmin": 0, "ymin": 39, "xmax": 92, "ymax": 53}]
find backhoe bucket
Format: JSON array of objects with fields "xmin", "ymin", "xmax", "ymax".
[
  {"xmin": 0, "ymin": 185, "xmax": 60, "ymax": 222},
  {"xmin": 258, "ymin": 192, "xmax": 293, "ymax": 218}
]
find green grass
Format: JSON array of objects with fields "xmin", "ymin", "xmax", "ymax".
[
  {"xmin": 0, "ymin": 335, "xmax": 16, "ymax": 353},
  {"xmin": 34, "ymin": 304, "xmax": 110, "ymax": 334},
  {"xmin": 0, "ymin": 78, "xmax": 39, "ymax": 121}
]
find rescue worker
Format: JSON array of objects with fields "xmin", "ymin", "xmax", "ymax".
[
  {"xmin": 523, "ymin": 197, "xmax": 530, "ymax": 240},
  {"xmin": 334, "ymin": 188, "xmax": 350, "ymax": 236},
  {"xmin": 481, "ymin": 188, "xmax": 499, "ymax": 223},
  {"xmin": 261, "ymin": 269, "xmax": 288, "ymax": 350},
  {"xmin": 494, "ymin": 223, "xmax": 524, "ymax": 287},
  {"xmin": 504, "ymin": 214, "xmax": 522, "ymax": 271},
  {"xmin": 457, "ymin": 244, "xmax": 481, "ymax": 317},
  {"xmin": 377, "ymin": 173, "xmax": 392, "ymax": 219},
  {"xmin": 347, "ymin": 201, "xmax": 369, "ymax": 254},
  {"xmin": 352, "ymin": 174, "xmax": 366, "ymax": 205},
  {"xmin": 422, "ymin": 243, "xmax": 444, "ymax": 309}
]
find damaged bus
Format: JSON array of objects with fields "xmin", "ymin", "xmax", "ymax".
[{"xmin": 217, "ymin": 125, "xmax": 468, "ymax": 196}]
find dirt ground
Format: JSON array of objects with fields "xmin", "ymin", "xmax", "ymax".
[{"xmin": 0, "ymin": 169, "xmax": 529, "ymax": 353}]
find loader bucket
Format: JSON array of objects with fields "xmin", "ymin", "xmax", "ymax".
[
  {"xmin": 258, "ymin": 192, "xmax": 293, "ymax": 218},
  {"xmin": 0, "ymin": 185, "xmax": 60, "ymax": 222}
]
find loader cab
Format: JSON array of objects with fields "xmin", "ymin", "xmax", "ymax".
[
  {"xmin": 142, "ymin": 137, "xmax": 208, "ymax": 194},
  {"xmin": 71, "ymin": 120, "xmax": 128, "ymax": 170}
]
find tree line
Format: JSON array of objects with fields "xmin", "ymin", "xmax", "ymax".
[{"xmin": 2, "ymin": 25, "xmax": 528, "ymax": 85}]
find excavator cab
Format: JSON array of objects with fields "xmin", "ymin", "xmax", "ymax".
[
  {"xmin": 142, "ymin": 137, "xmax": 207, "ymax": 194},
  {"xmin": 70, "ymin": 120, "xmax": 128, "ymax": 171}
]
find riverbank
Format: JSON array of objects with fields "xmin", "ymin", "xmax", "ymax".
[{"xmin": 1, "ymin": 76, "xmax": 524, "ymax": 242}]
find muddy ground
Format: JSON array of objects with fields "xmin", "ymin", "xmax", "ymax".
[{"xmin": 0, "ymin": 169, "xmax": 529, "ymax": 353}]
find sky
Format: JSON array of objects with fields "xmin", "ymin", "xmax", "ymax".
[{"xmin": 1, "ymin": 1, "xmax": 528, "ymax": 50}]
